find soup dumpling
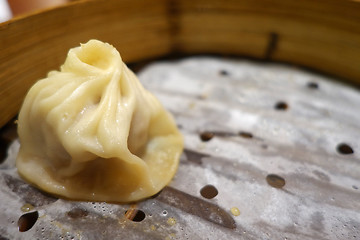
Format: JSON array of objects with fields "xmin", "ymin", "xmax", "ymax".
[{"xmin": 16, "ymin": 40, "xmax": 183, "ymax": 202}]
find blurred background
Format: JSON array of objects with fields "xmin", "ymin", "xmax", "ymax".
[{"xmin": 0, "ymin": 0, "xmax": 75, "ymax": 22}]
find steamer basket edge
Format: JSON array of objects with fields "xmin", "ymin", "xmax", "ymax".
[{"xmin": 0, "ymin": 0, "xmax": 359, "ymax": 128}]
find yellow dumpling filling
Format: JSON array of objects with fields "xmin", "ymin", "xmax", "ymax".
[{"xmin": 16, "ymin": 40, "xmax": 183, "ymax": 202}]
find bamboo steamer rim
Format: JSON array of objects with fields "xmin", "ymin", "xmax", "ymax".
[{"xmin": 0, "ymin": 0, "xmax": 359, "ymax": 128}]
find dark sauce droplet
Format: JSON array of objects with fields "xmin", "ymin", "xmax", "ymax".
[
  {"xmin": 200, "ymin": 185, "xmax": 218, "ymax": 199},
  {"xmin": 125, "ymin": 209, "xmax": 145, "ymax": 222},
  {"xmin": 266, "ymin": 174, "xmax": 286, "ymax": 188},
  {"xmin": 307, "ymin": 82, "xmax": 319, "ymax": 89},
  {"xmin": 200, "ymin": 132, "xmax": 214, "ymax": 142},
  {"xmin": 337, "ymin": 143, "xmax": 354, "ymax": 155},
  {"xmin": 274, "ymin": 101, "xmax": 288, "ymax": 111},
  {"xmin": 238, "ymin": 131, "xmax": 253, "ymax": 139},
  {"xmin": 219, "ymin": 69, "xmax": 229, "ymax": 76},
  {"xmin": 18, "ymin": 211, "xmax": 39, "ymax": 232}
]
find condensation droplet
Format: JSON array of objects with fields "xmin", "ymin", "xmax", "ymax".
[
  {"xmin": 167, "ymin": 217, "xmax": 176, "ymax": 226},
  {"xmin": 230, "ymin": 207, "xmax": 240, "ymax": 216},
  {"xmin": 21, "ymin": 203, "xmax": 34, "ymax": 212}
]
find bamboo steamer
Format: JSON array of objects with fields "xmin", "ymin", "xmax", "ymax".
[
  {"xmin": 1, "ymin": 1, "xmax": 360, "ymax": 239},
  {"xmin": 0, "ymin": 0, "xmax": 359, "ymax": 128}
]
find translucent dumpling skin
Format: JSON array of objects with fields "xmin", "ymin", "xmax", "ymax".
[{"xmin": 16, "ymin": 40, "xmax": 183, "ymax": 202}]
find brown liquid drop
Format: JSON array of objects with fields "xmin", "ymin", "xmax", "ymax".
[
  {"xmin": 266, "ymin": 174, "xmax": 286, "ymax": 188},
  {"xmin": 18, "ymin": 211, "xmax": 39, "ymax": 232},
  {"xmin": 67, "ymin": 208, "xmax": 88, "ymax": 219},
  {"xmin": 125, "ymin": 209, "xmax": 145, "ymax": 222},
  {"xmin": 274, "ymin": 101, "xmax": 288, "ymax": 111},
  {"xmin": 200, "ymin": 185, "xmax": 218, "ymax": 199},
  {"xmin": 200, "ymin": 132, "xmax": 214, "ymax": 142},
  {"xmin": 238, "ymin": 131, "xmax": 253, "ymax": 139},
  {"xmin": 337, "ymin": 143, "xmax": 354, "ymax": 155}
]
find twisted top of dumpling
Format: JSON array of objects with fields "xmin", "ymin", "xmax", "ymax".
[{"xmin": 16, "ymin": 40, "xmax": 183, "ymax": 202}]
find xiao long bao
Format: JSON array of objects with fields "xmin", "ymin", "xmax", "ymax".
[{"xmin": 16, "ymin": 40, "xmax": 183, "ymax": 202}]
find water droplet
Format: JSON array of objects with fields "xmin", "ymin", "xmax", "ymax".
[
  {"xmin": 162, "ymin": 210, "xmax": 168, "ymax": 216},
  {"xmin": 21, "ymin": 203, "xmax": 34, "ymax": 212},
  {"xmin": 167, "ymin": 217, "xmax": 176, "ymax": 226},
  {"xmin": 230, "ymin": 207, "xmax": 240, "ymax": 216}
]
